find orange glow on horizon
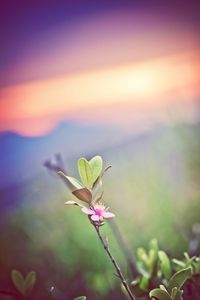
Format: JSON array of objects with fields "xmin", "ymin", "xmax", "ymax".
[{"xmin": 0, "ymin": 51, "xmax": 199, "ymax": 136}]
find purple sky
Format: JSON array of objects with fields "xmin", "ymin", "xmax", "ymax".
[{"xmin": 1, "ymin": 0, "xmax": 200, "ymax": 87}]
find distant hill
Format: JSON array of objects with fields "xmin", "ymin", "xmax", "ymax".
[{"xmin": 0, "ymin": 121, "xmax": 126, "ymax": 187}]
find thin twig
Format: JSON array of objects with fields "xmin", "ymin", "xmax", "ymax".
[{"xmin": 93, "ymin": 224, "xmax": 136, "ymax": 300}]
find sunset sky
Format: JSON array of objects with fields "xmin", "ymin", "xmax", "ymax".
[{"xmin": 0, "ymin": 0, "xmax": 200, "ymax": 136}]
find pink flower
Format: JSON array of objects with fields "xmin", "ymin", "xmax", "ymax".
[{"xmin": 81, "ymin": 204, "xmax": 115, "ymax": 222}]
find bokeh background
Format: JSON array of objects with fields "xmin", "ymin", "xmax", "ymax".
[{"xmin": 0, "ymin": 1, "xmax": 200, "ymax": 299}]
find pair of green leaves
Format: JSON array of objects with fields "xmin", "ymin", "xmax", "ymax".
[
  {"xmin": 137, "ymin": 239, "xmax": 158, "ymax": 273},
  {"xmin": 58, "ymin": 156, "xmax": 103, "ymax": 204},
  {"xmin": 149, "ymin": 267, "xmax": 192, "ymax": 300},
  {"xmin": 136, "ymin": 239, "xmax": 159, "ymax": 291},
  {"xmin": 137, "ymin": 240, "xmax": 172, "ymax": 283},
  {"xmin": 11, "ymin": 270, "xmax": 36, "ymax": 296},
  {"xmin": 11, "ymin": 270, "xmax": 85, "ymax": 300},
  {"xmin": 78, "ymin": 156, "xmax": 103, "ymax": 189}
]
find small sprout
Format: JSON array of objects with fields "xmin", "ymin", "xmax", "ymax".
[
  {"xmin": 11, "ymin": 270, "xmax": 36, "ymax": 296},
  {"xmin": 136, "ymin": 239, "xmax": 158, "ymax": 277},
  {"xmin": 63, "ymin": 156, "xmax": 114, "ymax": 226}
]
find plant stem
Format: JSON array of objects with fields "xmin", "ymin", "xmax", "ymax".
[{"xmin": 93, "ymin": 224, "xmax": 136, "ymax": 300}]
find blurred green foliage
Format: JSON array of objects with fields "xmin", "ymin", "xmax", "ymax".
[{"xmin": 129, "ymin": 238, "xmax": 200, "ymax": 299}]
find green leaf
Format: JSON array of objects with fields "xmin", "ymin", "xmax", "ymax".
[
  {"xmin": 172, "ymin": 289, "xmax": 183, "ymax": 300},
  {"xmin": 89, "ymin": 156, "xmax": 103, "ymax": 183},
  {"xmin": 73, "ymin": 297, "xmax": 87, "ymax": 300},
  {"xmin": 172, "ymin": 259, "xmax": 185, "ymax": 268},
  {"xmin": 193, "ymin": 257, "xmax": 200, "ymax": 273},
  {"xmin": 137, "ymin": 261, "xmax": 150, "ymax": 277},
  {"xmin": 160, "ymin": 285, "xmax": 168, "ymax": 292},
  {"xmin": 11, "ymin": 270, "xmax": 26, "ymax": 295},
  {"xmin": 65, "ymin": 200, "xmax": 83, "ymax": 207},
  {"xmin": 72, "ymin": 188, "xmax": 92, "ymax": 203},
  {"xmin": 149, "ymin": 239, "xmax": 159, "ymax": 253},
  {"xmin": 78, "ymin": 158, "xmax": 93, "ymax": 188},
  {"xmin": 168, "ymin": 267, "xmax": 192, "ymax": 293},
  {"xmin": 184, "ymin": 252, "xmax": 190, "ymax": 261},
  {"xmin": 139, "ymin": 275, "xmax": 149, "ymax": 291},
  {"xmin": 171, "ymin": 287, "xmax": 178, "ymax": 299},
  {"xmin": 137, "ymin": 248, "xmax": 148, "ymax": 264},
  {"xmin": 58, "ymin": 172, "xmax": 84, "ymax": 190},
  {"xmin": 149, "ymin": 288, "xmax": 172, "ymax": 300},
  {"xmin": 92, "ymin": 165, "xmax": 110, "ymax": 197},
  {"xmin": 159, "ymin": 251, "xmax": 172, "ymax": 280},
  {"xmin": 92, "ymin": 178, "xmax": 103, "ymax": 199},
  {"xmin": 148, "ymin": 249, "xmax": 157, "ymax": 269},
  {"xmin": 24, "ymin": 271, "xmax": 36, "ymax": 295}
]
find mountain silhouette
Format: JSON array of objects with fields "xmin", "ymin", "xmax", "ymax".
[{"xmin": 0, "ymin": 121, "xmax": 123, "ymax": 187}]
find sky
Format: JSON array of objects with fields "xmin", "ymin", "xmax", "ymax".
[{"xmin": 0, "ymin": 0, "xmax": 200, "ymax": 136}]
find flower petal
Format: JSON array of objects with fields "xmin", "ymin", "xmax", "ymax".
[
  {"xmin": 99, "ymin": 216, "xmax": 104, "ymax": 222},
  {"xmin": 91, "ymin": 214, "xmax": 100, "ymax": 221},
  {"xmin": 102, "ymin": 212, "xmax": 115, "ymax": 218},
  {"xmin": 81, "ymin": 207, "xmax": 95, "ymax": 215}
]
